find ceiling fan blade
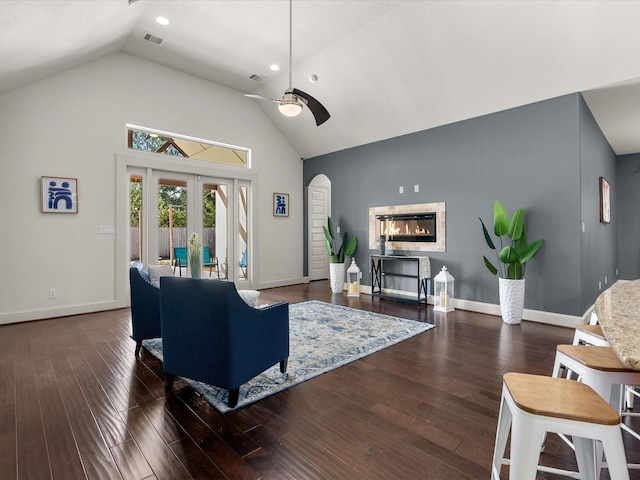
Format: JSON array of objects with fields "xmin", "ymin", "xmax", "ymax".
[
  {"xmin": 244, "ymin": 93, "xmax": 280, "ymax": 103},
  {"xmin": 292, "ymin": 88, "xmax": 331, "ymax": 126}
]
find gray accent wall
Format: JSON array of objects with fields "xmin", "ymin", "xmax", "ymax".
[
  {"xmin": 303, "ymin": 93, "xmax": 618, "ymax": 317},
  {"xmin": 617, "ymin": 153, "xmax": 640, "ymax": 280}
]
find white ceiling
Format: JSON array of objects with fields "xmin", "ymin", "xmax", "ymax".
[{"xmin": 3, "ymin": 0, "xmax": 640, "ymax": 159}]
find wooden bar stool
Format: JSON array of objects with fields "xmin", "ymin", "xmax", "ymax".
[
  {"xmin": 552, "ymin": 345, "xmax": 640, "ymax": 415},
  {"xmin": 492, "ymin": 372, "xmax": 629, "ymax": 480},
  {"xmin": 551, "ymin": 345, "xmax": 640, "ymax": 475},
  {"xmin": 572, "ymin": 312, "xmax": 635, "ymax": 410},
  {"xmin": 573, "ymin": 324, "xmax": 609, "ymax": 347}
]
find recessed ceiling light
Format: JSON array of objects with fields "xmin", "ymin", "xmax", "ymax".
[
  {"xmin": 270, "ymin": 64, "xmax": 280, "ymax": 71},
  {"xmin": 156, "ymin": 16, "xmax": 170, "ymax": 26}
]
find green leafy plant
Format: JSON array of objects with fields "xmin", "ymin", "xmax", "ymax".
[
  {"xmin": 479, "ymin": 200, "xmax": 545, "ymax": 279},
  {"xmin": 323, "ymin": 216, "xmax": 357, "ymax": 263}
]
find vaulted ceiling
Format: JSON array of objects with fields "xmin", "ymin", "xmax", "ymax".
[{"xmin": 3, "ymin": 0, "xmax": 640, "ymax": 159}]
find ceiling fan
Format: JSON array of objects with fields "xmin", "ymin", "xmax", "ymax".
[{"xmin": 245, "ymin": 0, "xmax": 330, "ymax": 126}]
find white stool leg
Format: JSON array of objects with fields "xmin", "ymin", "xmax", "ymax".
[
  {"xmin": 509, "ymin": 401, "xmax": 545, "ymax": 479},
  {"xmin": 492, "ymin": 390, "xmax": 512, "ymax": 479},
  {"xmin": 601, "ymin": 427, "xmax": 630, "ymax": 480},
  {"xmin": 573, "ymin": 435, "xmax": 597, "ymax": 480}
]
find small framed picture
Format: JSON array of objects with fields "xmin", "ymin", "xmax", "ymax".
[
  {"xmin": 273, "ymin": 193, "xmax": 289, "ymax": 217},
  {"xmin": 599, "ymin": 176, "xmax": 610, "ymax": 224},
  {"xmin": 42, "ymin": 176, "xmax": 78, "ymax": 213}
]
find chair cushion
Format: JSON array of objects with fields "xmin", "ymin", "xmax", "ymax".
[
  {"xmin": 148, "ymin": 264, "xmax": 174, "ymax": 287},
  {"xmin": 238, "ymin": 289, "xmax": 260, "ymax": 307}
]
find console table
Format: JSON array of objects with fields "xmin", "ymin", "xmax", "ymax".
[{"xmin": 370, "ymin": 255, "xmax": 430, "ymax": 305}]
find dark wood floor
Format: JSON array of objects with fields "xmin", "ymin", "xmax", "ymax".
[{"xmin": 1, "ymin": 280, "xmax": 639, "ymax": 479}]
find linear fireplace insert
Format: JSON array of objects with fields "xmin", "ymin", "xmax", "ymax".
[{"xmin": 377, "ymin": 212, "xmax": 436, "ymax": 243}]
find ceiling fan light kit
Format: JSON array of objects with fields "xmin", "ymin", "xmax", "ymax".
[{"xmin": 278, "ymin": 91, "xmax": 303, "ymax": 117}]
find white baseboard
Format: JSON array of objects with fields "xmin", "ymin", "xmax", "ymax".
[
  {"xmin": 0, "ymin": 300, "xmax": 119, "ymax": 325},
  {"xmin": 360, "ymin": 285, "xmax": 587, "ymax": 328},
  {"xmin": 257, "ymin": 276, "xmax": 307, "ymax": 290}
]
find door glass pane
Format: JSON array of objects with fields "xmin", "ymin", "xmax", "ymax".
[
  {"xmin": 238, "ymin": 185, "xmax": 248, "ymax": 279},
  {"xmin": 158, "ymin": 179, "xmax": 187, "ymax": 276},
  {"xmin": 129, "ymin": 175, "xmax": 142, "ymax": 264},
  {"xmin": 214, "ymin": 184, "xmax": 228, "ymax": 279},
  {"xmin": 202, "ymin": 183, "xmax": 225, "ymax": 279}
]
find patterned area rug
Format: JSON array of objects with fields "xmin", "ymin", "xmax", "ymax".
[{"xmin": 143, "ymin": 300, "xmax": 435, "ymax": 413}]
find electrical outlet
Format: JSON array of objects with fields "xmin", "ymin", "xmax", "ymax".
[
  {"xmin": 49, "ymin": 288, "xmax": 57, "ymax": 299},
  {"xmin": 414, "ymin": 184, "xmax": 419, "ymax": 192},
  {"xmin": 598, "ymin": 281, "xmax": 602, "ymax": 290},
  {"xmin": 399, "ymin": 186, "xmax": 404, "ymax": 194},
  {"xmin": 605, "ymin": 276, "xmax": 608, "ymax": 285}
]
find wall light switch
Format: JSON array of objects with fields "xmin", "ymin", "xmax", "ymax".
[
  {"xmin": 414, "ymin": 184, "xmax": 419, "ymax": 192},
  {"xmin": 99, "ymin": 225, "xmax": 115, "ymax": 235},
  {"xmin": 399, "ymin": 186, "xmax": 404, "ymax": 194}
]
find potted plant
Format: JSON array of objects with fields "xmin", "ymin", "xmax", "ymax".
[
  {"xmin": 323, "ymin": 216, "xmax": 358, "ymax": 293},
  {"xmin": 479, "ymin": 200, "xmax": 545, "ymax": 324}
]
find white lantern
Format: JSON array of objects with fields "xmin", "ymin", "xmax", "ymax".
[
  {"xmin": 434, "ymin": 265, "xmax": 455, "ymax": 312},
  {"xmin": 347, "ymin": 258, "xmax": 362, "ymax": 297}
]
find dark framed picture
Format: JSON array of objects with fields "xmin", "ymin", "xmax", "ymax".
[
  {"xmin": 273, "ymin": 193, "xmax": 289, "ymax": 217},
  {"xmin": 41, "ymin": 176, "xmax": 78, "ymax": 213},
  {"xmin": 599, "ymin": 176, "xmax": 610, "ymax": 224}
]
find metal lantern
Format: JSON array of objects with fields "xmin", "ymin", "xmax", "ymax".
[
  {"xmin": 434, "ymin": 265, "xmax": 455, "ymax": 312},
  {"xmin": 347, "ymin": 258, "xmax": 362, "ymax": 297}
]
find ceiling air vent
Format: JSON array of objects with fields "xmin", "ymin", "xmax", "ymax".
[
  {"xmin": 249, "ymin": 74, "xmax": 266, "ymax": 81},
  {"xmin": 143, "ymin": 32, "xmax": 164, "ymax": 45}
]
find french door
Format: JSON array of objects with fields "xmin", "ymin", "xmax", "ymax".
[{"xmin": 128, "ymin": 168, "xmax": 251, "ymax": 288}]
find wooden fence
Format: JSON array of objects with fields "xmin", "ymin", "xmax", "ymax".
[{"xmin": 130, "ymin": 227, "xmax": 217, "ymax": 261}]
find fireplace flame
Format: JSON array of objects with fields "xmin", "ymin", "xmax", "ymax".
[{"xmin": 382, "ymin": 221, "xmax": 429, "ymax": 236}]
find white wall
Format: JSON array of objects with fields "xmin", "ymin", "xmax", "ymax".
[{"xmin": 0, "ymin": 52, "xmax": 303, "ymax": 324}]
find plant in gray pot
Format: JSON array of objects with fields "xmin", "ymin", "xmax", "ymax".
[
  {"xmin": 479, "ymin": 200, "xmax": 545, "ymax": 324},
  {"xmin": 323, "ymin": 216, "xmax": 357, "ymax": 294}
]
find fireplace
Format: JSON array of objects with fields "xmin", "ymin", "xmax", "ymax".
[
  {"xmin": 377, "ymin": 212, "xmax": 436, "ymax": 243},
  {"xmin": 369, "ymin": 202, "xmax": 446, "ymax": 253}
]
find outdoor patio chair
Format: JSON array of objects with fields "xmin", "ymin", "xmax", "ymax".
[
  {"xmin": 203, "ymin": 246, "xmax": 220, "ymax": 278},
  {"xmin": 173, "ymin": 247, "xmax": 187, "ymax": 276}
]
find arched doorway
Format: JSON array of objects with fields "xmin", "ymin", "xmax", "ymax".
[{"xmin": 307, "ymin": 174, "xmax": 331, "ymax": 281}]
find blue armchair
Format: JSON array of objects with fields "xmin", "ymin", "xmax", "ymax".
[
  {"xmin": 129, "ymin": 262, "xmax": 162, "ymax": 355},
  {"xmin": 159, "ymin": 277, "xmax": 289, "ymax": 408}
]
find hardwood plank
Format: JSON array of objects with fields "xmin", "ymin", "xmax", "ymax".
[
  {"xmin": 15, "ymin": 360, "xmax": 51, "ymax": 480},
  {"xmin": 33, "ymin": 356, "xmax": 86, "ymax": 479},
  {"xmin": 110, "ymin": 439, "xmax": 154, "ymax": 480},
  {"xmin": 68, "ymin": 348, "xmax": 133, "ymax": 448},
  {"xmin": 0, "ymin": 359, "xmax": 17, "ymax": 478},
  {"xmin": 120, "ymin": 406, "xmax": 191, "ymax": 480},
  {"xmin": 50, "ymin": 351, "xmax": 123, "ymax": 480}
]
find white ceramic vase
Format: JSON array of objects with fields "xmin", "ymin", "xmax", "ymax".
[
  {"xmin": 499, "ymin": 277, "xmax": 525, "ymax": 324},
  {"xmin": 329, "ymin": 262, "xmax": 346, "ymax": 294}
]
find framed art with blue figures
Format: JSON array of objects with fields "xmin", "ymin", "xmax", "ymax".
[
  {"xmin": 273, "ymin": 193, "xmax": 289, "ymax": 217},
  {"xmin": 42, "ymin": 176, "xmax": 78, "ymax": 213}
]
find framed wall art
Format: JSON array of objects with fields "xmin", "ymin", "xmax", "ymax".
[
  {"xmin": 42, "ymin": 176, "xmax": 78, "ymax": 213},
  {"xmin": 599, "ymin": 176, "xmax": 610, "ymax": 224},
  {"xmin": 273, "ymin": 193, "xmax": 289, "ymax": 217}
]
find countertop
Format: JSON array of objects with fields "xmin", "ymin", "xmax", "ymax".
[{"xmin": 595, "ymin": 279, "xmax": 640, "ymax": 370}]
